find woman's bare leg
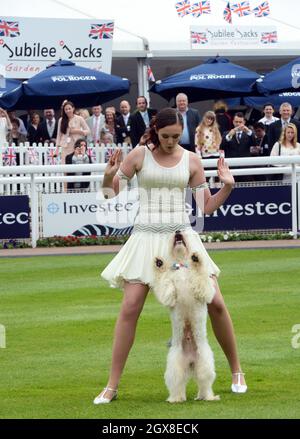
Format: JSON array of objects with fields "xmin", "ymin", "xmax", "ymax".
[
  {"xmin": 99, "ymin": 281, "xmax": 149, "ymax": 399},
  {"xmin": 207, "ymin": 277, "xmax": 246, "ymax": 386}
]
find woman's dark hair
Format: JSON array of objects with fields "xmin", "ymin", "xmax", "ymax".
[
  {"xmin": 146, "ymin": 108, "xmax": 183, "ymax": 148},
  {"xmin": 11, "ymin": 118, "xmax": 20, "ymax": 127},
  {"xmin": 60, "ymin": 100, "xmax": 75, "ymax": 134},
  {"xmin": 74, "ymin": 138, "xmax": 87, "ymax": 149}
]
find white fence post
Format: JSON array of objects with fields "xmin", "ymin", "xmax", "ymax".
[
  {"xmin": 291, "ymin": 163, "xmax": 298, "ymax": 239},
  {"xmin": 30, "ymin": 173, "xmax": 38, "ymax": 248}
]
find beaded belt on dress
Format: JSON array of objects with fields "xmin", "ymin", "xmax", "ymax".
[{"xmin": 133, "ymin": 223, "xmax": 190, "ymax": 233}]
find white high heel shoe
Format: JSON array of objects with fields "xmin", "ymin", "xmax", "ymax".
[
  {"xmin": 93, "ymin": 387, "xmax": 118, "ymax": 405},
  {"xmin": 231, "ymin": 372, "xmax": 247, "ymax": 394}
]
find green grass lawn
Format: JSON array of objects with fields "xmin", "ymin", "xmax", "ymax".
[{"xmin": 0, "ymin": 249, "xmax": 300, "ymax": 419}]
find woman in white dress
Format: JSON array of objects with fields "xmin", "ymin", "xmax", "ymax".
[{"xmin": 94, "ymin": 108, "xmax": 247, "ymax": 404}]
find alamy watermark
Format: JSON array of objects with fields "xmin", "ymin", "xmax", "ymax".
[
  {"xmin": 0, "ymin": 324, "xmax": 6, "ymax": 348},
  {"xmin": 96, "ymin": 186, "xmax": 205, "ymax": 232},
  {"xmin": 291, "ymin": 324, "xmax": 300, "ymax": 349}
]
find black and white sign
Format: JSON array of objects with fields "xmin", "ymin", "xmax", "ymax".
[
  {"xmin": 0, "ymin": 195, "xmax": 30, "ymax": 238},
  {"xmin": 42, "ymin": 191, "xmax": 139, "ymax": 237},
  {"xmin": 204, "ymin": 186, "xmax": 292, "ymax": 231}
]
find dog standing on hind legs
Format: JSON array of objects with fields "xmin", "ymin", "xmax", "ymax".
[{"xmin": 152, "ymin": 231, "xmax": 220, "ymax": 403}]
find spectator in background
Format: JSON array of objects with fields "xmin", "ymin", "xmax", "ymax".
[
  {"xmin": 271, "ymin": 123, "xmax": 300, "ymax": 159},
  {"xmin": 7, "ymin": 119, "xmax": 27, "ymax": 145},
  {"xmin": 86, "ymin": 105, "xmax": 105, "ymax": 145},
  {"xmin": 220, "ymin": 112, "xmax": 256, "ymax": 182},
  {"xmin": 221, "ymin": 112, "xmax": 255, "ymax": 158},
  {"xmin": 0, "ymin": 107, "xmax": 12, "ymax": 146},
  {"xmin": 268, "ymin": 102, "xmax": 300, "ymax": 150},
  {"xmin": 258, "ymin": 103, "xmax": 279, "ymax": 127},
  {"xmin": 38, "ymin": 108, "xmax": 57, "ymax": 144},
  {"xmin": 271, "ymin": 123, "xmax": 300, "ymax": 182},
  {"xmin": 77, "ymin": 108, "xmax": 90, "ymax": 120},
  {"xmin": 253, "ymin": 122, "xmax": 270, "ymax": 156},
  {"xmin": 102, "ymin": 132, "xmax": 114, "ymax": 144},
  {"xmin": 130, "ymin": 96, "xmax": 157, "ymax": 147},
  {"xmin": 195, "ymin": 111, "xmax": 221, "ymax": 159},
  {"xmin": 20, "ymin": 109, "xmax": 40, "ymax": 131},
  {"xmin": 116, "ymin": 100, "xmax": 132, "ymax": 145},
  {"xmin": 27, "ymin": 112, "xmax": 41, "ymax": 144},
  {"xmin": 56, "ymin": 100, "xmax": 90, "ymax": 164},
  {"xmin": 8, "ymin": 111, "xmax": 27, "ymax": 137},
  {"xmin": 100, "ymin": 108, "xmax": 117, "ymax": 143},
  {"xmin": 213, "ymin": 101, "xmax": 232, "ymax": 135},
  {"xmin": 175, "ymin": 93, "xmax": 200, "ymax": 152},
  {"xmin": 65, "ymin": 138, "xmax": 92, "ymax": 191}
]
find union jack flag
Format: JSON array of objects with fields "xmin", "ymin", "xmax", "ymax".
[
  {"xmin": 175, "ymin": 1, "xmax": 191, "ymax": 17},
  {"xmin": 87, "ymin": 147, "xmax": 97, "ymax": 163},
  {"xmin": 47, "ymin": 149, "xmax": 60, "ymax": 165},
  {"xmin": 0, "ymin": 19, "xmax": 20, "ymax": 37},
  {"xmin": 253, "ymin": 1, "xmax": 270, "ymax": 18},
  {"xmin": 147, "ymin": 65, "xmax": 155, "ymax": 82},
  {"xmin": 261, "ymin": 31, "xmax": 277, "ymax": 44},
  {"xmin": 89, "ymin": 22, "xmax": 114, "ymax": 39},
  {"xmin": 231, "ymin": 1, "xmax": 251, "ymax": 17},
  {"xmin": 27, "ymin": 147, "xmax": 39, "ymax": 165},
  {"xmin": 105, "ymin": 146, "xmax": 115, "ymax": 162},
  {"xmin": 191, "ymin": 31, "xmax": 208, "ymax": 44},
  {"xmin": 223, "ymin": 2, "xmax": 232, "ymax": 24},
  {"xmin": 189, "ymin": 1, "xmax": 211, "ymax": 17},
  {"xmin": 3, "ymin": 147, "xmax": 17, "ymax": 166}
]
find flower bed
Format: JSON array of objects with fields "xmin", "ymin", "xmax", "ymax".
[{"xmin": 0, "ymin": 232, "xmax": 297, "ymax": 250}]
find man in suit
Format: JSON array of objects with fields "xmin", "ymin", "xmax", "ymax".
[
  {"xmin": 220, "ymin": 112, "xmax": 256, "ymax": 182},
  {"xmin": 38, "ymin": 109, "xmax": 57, "ymax": 144},
  {"xmin": 86, "ymin": 105, "xmax": 105, "ymax": 144},
  {"xmin": 130, "ymin": 96, "xmax": 157, "ymax": 147},
  {"xmin": 116, "ymin": 100, "xmax": 132, "ymax": 145},
  {"xmin": 175, "ymin": 93, "xmax": 200, "ymax": 152},
  {"xmin": 268, "ymin": 102, "xmax": 300, "ymax": 150}
]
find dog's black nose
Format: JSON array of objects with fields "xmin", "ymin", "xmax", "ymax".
[{"xmin": 191, "ymin": 254, "xmax": 199, "ymax": 263}]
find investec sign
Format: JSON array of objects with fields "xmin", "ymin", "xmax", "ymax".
[{"xmin": 0, "ymin": 17, "xmax": 114, "ymax": 78}]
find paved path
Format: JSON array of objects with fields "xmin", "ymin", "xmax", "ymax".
[{"xmin": 1, "ymin": 240, "xmax": 299, "ymax": 258}]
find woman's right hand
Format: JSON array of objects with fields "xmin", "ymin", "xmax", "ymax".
[{"xmin": 104, "ymin": 149, "xmax": 122, "ymax": 178}]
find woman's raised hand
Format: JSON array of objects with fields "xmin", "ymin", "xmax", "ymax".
[
  {"xmin": 105, "ymin": 148, "xmax": 122, "ymax": 178},
  {"xmin": 217, "ymin": 157, "xmax": 235, "ymax": 186}
]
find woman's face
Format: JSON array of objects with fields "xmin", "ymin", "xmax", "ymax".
[
  {"xmin": 106, "ymin": 111, "xmax": 114, "ymax": 122},
  {"xmin": 64, "ymin": 104, "xmax": 74, "ymax": 118},
  {"xmin": 157, "ymin": 123, "xmax": 182, "ymax": 153},
  {"xmin": 12, "ymin": 122, "xmax": 19, "ymax": 133},
  {"xmin": 286, "ymin": 127, "xmax": 295, "ymax": 142},
  {"xmin": 204, "ymin": 115, "xmax": 215, "ymax": 126},
  {"xmin": 32, "ymin": 114, "xmax": 40, "ymax": 125}
]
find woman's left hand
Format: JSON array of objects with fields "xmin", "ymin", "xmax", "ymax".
[{"xmin": 217, "ymin": 157, "xmax": 235, "ymax": 186}]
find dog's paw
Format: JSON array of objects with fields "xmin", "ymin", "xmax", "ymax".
[
  {"xmin": 167, "ymin": 395, "xmax": 186, "ymax": 403},
  {"xmin": 159, "ymin": 292, "xmax": 177, "ymax": 308},
  {"xmin": 195, "ymin": 394, "xmax": 220, "ymax": 401}
]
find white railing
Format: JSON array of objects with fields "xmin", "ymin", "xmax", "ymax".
[
  {"xmin": 0, "ymin": 155, "xmax": 300, "ymax": 248},
  {"xmin": 0, "ymin": 142, "xmax": 131, "ymax": 194}
]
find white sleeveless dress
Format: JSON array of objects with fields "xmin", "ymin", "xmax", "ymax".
[{"xmin": 101, "ymin": 146, "xmax": 220, "ymax": 289}]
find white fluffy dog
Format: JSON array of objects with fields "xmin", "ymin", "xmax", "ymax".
[{"xmin": 152, "ymin": 231, "xmax": 220, "ymax": 403}]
